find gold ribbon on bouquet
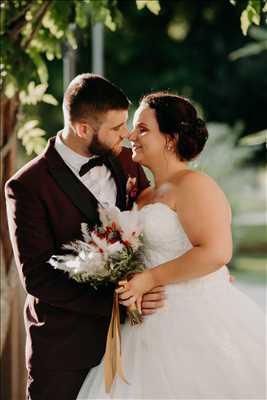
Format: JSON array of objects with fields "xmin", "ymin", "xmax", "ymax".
[{"xmin": 104, "ymin": 291, "xmax": 129, "ymax": 393}]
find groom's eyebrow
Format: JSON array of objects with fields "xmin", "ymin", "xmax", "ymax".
[{"xmin": 112, "ymin": 122, "xmax": 125, "ymax": 129}]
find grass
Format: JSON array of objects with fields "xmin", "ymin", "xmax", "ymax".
[
  {"xmin": 237, "ymin": 224, "xmax": 266, "ymax": 245},
  {"xmin": 233, "ymin": 224, "xmax": 266, "ymax": 255},
  {"xmin": 230, "ymin": 254, "xmax": 266, "ymax": 285}
]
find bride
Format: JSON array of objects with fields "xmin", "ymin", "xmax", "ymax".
[{"xmin": 77, "ymin": 92, "xmax": 265, "ymax": 399}]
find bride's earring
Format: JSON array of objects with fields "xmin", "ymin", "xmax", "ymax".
[{"xmin": 167, "ymin": 144, "xmax": 173, "ymax": 152}]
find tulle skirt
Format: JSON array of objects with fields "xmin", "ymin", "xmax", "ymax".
[{"xmin": 77, "ymin": 267, "xmax": 266, "ymax": 399}]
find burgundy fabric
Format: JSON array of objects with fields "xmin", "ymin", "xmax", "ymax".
[
  {"xmin": 26, "ymin": 367, "xmax": 90, "ymax": 400},
  {"xmin": 5, "ymin": 137, "xmax": 150, "ymax": 377}
]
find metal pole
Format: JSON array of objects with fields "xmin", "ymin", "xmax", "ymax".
[
  {"xmin": 63, "ymin": 25, "xmax": 76, "ymax": 91},
  {"xmin": 63, "ymin": 44, "xmax": 76, "ymax": 91},
  {"xmin": 92, "ymin": 22, "xmax": 104, "ymax": 75}
]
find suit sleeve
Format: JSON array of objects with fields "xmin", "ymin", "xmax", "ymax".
[{"xmin": 5, "ymin": 178, "xmax": 113, "ymax": 317}]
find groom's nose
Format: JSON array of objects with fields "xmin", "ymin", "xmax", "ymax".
[
  {"xmin": 120, "ymin": 126, "xmax": 129, "ymax": 139},
  {"xmin": 128, "ymin": 129, "xmax": 137, "ymax": 142}
]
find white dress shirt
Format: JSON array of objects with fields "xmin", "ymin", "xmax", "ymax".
[{"xmin": 55, "ymin": 133, "xmax": 117, "ymax": 207}]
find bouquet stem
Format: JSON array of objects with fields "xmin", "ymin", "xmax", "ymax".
[
  {"xmin": 118, "ymin": 279, "xmax": 143, "ymax": 325},
  {"xmin": 127, "ymin": 303, "xmax": 143, "ymax": 325}
]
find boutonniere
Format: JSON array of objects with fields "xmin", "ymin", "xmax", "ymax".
[{"xmin": 126, "ymin": 176, "xmax": 138, "ymax": 208}]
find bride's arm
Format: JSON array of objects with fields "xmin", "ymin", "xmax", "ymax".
[{"xmin": 118, "ymin": 172, "xmax": 232, "ymax": 308}]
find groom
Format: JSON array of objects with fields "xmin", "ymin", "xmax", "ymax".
[{"xmin": 5, "ymin": 74, "xmax": 165, "ymax": 400}]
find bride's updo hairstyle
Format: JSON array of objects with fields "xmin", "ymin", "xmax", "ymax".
[{"xmin": 141, "ymin": 92, "xmax": 208, "ymax": 161}]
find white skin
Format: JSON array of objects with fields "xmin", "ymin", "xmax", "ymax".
[
  {"xmin": 117, "ymin": 103, "xmax": 233, "ymax": 313},
  {"xmin": 61, "ymin": 108, "xmax": 166, "ymax": 315}
]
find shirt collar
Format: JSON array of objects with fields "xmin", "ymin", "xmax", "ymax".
[{"xmin": 55, "ymin": 131, "xmax": 92, "ymax": 172}]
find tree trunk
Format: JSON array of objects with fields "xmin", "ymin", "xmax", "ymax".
[
  {"xmin": 1, "ymin": 95, "xmax": 19, "ymax": 275},
  {"xmin": 0, "ymin": 95, "xmax": 27, "ymax": 399}
]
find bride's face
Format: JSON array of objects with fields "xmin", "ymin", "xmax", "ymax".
[{"xmin": 130, "ymin": 104, "xmax": 167, "ymax": 166}]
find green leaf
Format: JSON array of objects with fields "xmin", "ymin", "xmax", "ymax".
[
  {"xmin": 240, "ymin": 130, "xmax": 267, "ymax": 146},
  {"xmin": 17, "ymin": 119, "xmax": 47, "ymax": 155},
  {"xmin": 229, "ymin": 41, "xmax": 267, "ymax": 60},
  {"xmin": 136, "ymin": 0, "xmax": 147, "ymax": 10},
  {"xmin": 28, "ymin": 50, "xmax": 48, "ymax": 83},
  {"xmin": 66, "ymin": 29, "xmax": 78, "ymax": 50},
  {"xmin": 26, "ymin": 82, "xmax": 48, "ymax": 105},
  {"xmin": 75, "ymin": 2, "xmax": 88, "ymax": 28},
  {"xmin": 250, "ymin": 0, "xmax": 261, "ymax": 15},
  {"xmin": 241, "ymin": 1, "xmax": 261, "ymax": 36},
  {"xmin": 104, "ymin": 12, "xmax": 116, "ymax": 31},
  {"xmin": 22, "ymin": 128, "xmax": 45, "ymax": 145},
  {"xmin": 42, "ymin": 94, "xmax": 58, "ymax": 105},
  {"xmin": 33, "ymin": 138, "xmax": 47, "ymax": 155},
  {"xmin": 5, "ymin": 81, "xmax": 17, "ymax": 99},
  {"xmin": 136, "ymin": 0, "xmax": 161, "ymax": 15},
  {"xmin": 17, "ymin": 120, "xmax": 39, "ymax": 138},
  {"xmin": 47, "ymin": 51, "xmax": 55, "ymax": 61},
  {"xmin": 42, "ymin": 11, "xmax": 63, "ymax": 38}
]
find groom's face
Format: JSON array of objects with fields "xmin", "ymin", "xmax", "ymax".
[{"xmin": 88, "ymin": 109, "xmax": 129, "ymax": 156}]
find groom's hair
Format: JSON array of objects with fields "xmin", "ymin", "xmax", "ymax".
[{"xmin": 63, "ymin": 73, "xmax": 130, "ymax": 124}]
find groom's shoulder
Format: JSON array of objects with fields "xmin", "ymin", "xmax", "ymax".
[{"xmin": 5, "ymin": 151, "xmax": 47, "ymax": 191}]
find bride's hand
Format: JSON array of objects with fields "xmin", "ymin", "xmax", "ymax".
[{"xmin": 116, "ymin": 271, "xmax": 156, "ymax": 313}]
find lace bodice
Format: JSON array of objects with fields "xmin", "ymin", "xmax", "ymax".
[{"xmin": 139, "ymin": 202, "xmax": 229, "ymax": 293}]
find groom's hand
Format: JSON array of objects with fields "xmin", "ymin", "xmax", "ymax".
[{"xmin": 141, "ymin": 286, "xmax": 166, "ymax": 316}]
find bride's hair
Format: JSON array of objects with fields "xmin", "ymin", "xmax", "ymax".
[{"xmin": 141, "ymin": 91, "xmax": 208, "ymax": 161}]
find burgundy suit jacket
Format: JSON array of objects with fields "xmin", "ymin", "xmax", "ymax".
[{"xmin": 5, "ymin": 137, "xmax": 149, "ymax": 371}]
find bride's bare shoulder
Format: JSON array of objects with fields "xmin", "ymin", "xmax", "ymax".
[
  {"xmin": 173, "ymin": 170, "xmax": 231, "ymax": 217},
  {"xmin": 173, "ymin": 169, "xmax": 221, "ymax": 192}
]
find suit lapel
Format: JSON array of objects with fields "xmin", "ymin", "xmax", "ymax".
[
  {"xmin": 106, "ymin": 155, "xmax": 127, "ymax": 211},
  {"xmin": 44, "ymin": 137, "xmax": 100, "ymax": 227}
]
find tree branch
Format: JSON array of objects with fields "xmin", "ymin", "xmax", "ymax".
[
  {"xmin": 7, "ymin": 0, "xmax": 36, "ymax": 32},
  {"xmin": 0, "ymin": 129, "xmax": 17, "ymax": 160},
  {"xmin": 6, "ymin": 0, "xmax": 39, "ymax": 43},
  {"xmin": 22, "ymin": 0, "xmax": 53, "ymax": 51}
]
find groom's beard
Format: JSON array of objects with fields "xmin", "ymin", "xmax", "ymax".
[{"xmin": 88, "ymin": 133, "xmax": 114, "ymax": 158}]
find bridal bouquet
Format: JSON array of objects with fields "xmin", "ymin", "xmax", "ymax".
[
  {"xmin": 49, "ymin": 204, "xmax": 145, "ymax": 324},
  {"xmin": 49, "ymin": 205, "xmax": 145, "ymax": 392}
]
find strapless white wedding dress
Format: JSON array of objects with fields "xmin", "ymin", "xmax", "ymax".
[{"xmin": 77, "ymin": 203, "xmax": 266, "ymax": 399}]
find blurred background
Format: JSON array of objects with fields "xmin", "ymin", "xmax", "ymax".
[{"xmin": 1, "ymin": 0, "xmax": 266, "ymax": 398}]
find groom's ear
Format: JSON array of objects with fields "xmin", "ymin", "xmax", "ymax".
[{"xmin": 74, "ymin": 121, "xmax": 93, "ymax": 139}]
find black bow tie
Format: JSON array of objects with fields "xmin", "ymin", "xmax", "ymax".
[{"xmin": 79, "ymin": 156, "xmax": 106, "ymax": 177}]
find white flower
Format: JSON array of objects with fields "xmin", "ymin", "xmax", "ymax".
[
  {"xmin": 98, "ymin": 206, "xmax": 120, "ymax": 229},
  {"xmin": 91, "ymin": 232, "xmax": 124, "ymax": 258},
  {"xmin": 107, "ymin": 241, "xmax": 124, "ymax": 254},
  {"xmin": 116, "ymin": 204, "xmax": 143, "ymax": 250},
  {"xmin": 77, "ymin": 251, "xmax": 105, "ymax": 274},
  {"xmin": 50, "ymin": 251, "xmax": 106, "ymax": 276}
]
